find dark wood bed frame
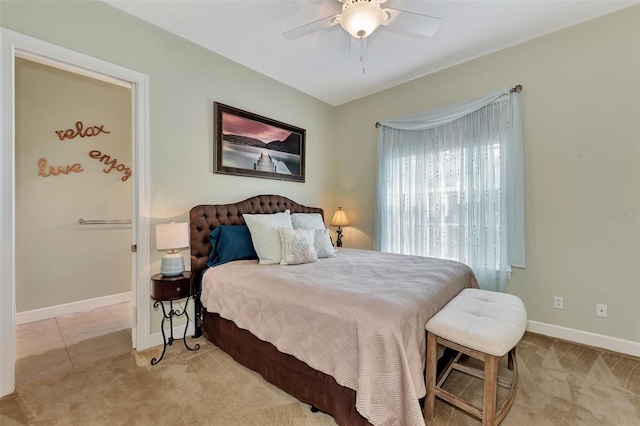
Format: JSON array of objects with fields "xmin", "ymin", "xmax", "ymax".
[{"xmin": 189, "ymin": 195, "xmax": 371, "ymax": 426}]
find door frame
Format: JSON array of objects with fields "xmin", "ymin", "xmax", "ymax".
[{"xmin": 0, "ymin": 27, "xmax": 151, "ymax": 397}]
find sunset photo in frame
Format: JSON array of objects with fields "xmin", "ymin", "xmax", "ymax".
[{"xmin": 214, "ymin": 103, "xmax": 305, "ymax": 183}]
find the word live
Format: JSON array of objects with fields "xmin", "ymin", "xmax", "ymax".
[{"xmin": 37, "ymin": 158, "xmax": 84, "ymax": 177}]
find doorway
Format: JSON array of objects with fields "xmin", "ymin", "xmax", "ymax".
[
  {"xmin": 13, "ymin": 56, "xmax": 133, "ymax": 385},
  {"xmin": 0, "ymin": 27, "xmax": 151, "ymax": 397}
]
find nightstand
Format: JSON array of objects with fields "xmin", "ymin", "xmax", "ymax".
[{"xmin": 150, "ymin": 271, "xmax": 200, "ymax": 365}]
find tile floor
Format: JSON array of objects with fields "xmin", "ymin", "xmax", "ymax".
[{"xmin": 15, "ymin": 302, "xmax": 132, "ymax": 386}]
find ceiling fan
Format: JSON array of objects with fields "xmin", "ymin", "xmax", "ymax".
[{"xmin": 283, "ymin": 0, "xmax": 442, "ymax": 71}]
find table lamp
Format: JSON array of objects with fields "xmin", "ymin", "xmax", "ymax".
[
  {"xmin": 156, "ymin": 221, "xmax": 189, "ymax": 277},
  {"xmin": 330, "ymin": 207, "xmax": 350, "ymax": 248}
]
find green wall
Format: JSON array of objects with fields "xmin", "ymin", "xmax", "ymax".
[
  {"xmin": 333, "ymin": 6, "xmax": 640, "ymax": 343},
  {"xmin": 2, "ymin": 1, "xmax": 638, "ymax": 344},
  {"xmin": 1, "ymin": 0, "xmax": 336, "ymax": 332}
]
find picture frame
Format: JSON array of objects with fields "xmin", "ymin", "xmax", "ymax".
[{"xmin": 214, "ymin": 102, "xmax": 305, "ymax": 183}]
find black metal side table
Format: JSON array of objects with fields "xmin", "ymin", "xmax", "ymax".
[{"xmin": 150, "ymin": 272, "xmax": 200, "ymax": 365}]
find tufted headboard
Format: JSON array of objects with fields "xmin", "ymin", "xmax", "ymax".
[{"xmin": 189, "ymin": 194, "xmax": 324, "ymax": 278}]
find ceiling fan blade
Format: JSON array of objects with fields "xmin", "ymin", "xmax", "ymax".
[
  {"xmin": 381, "ymin": 8, "xmax": 442, "ymax": 37},
  {"xmin": 350, "ymin": 36, "xmax": 367, "ymax": 62},
  {"xmin": 283, "ymin": 14, "xmax": 340, "ymax": 40}
]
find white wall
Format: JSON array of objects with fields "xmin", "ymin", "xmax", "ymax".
[
  {"xmin": 333, "ymin": 6, "xmax": 640, "ymax": 343},
  {"xmin": 15, "ymin": 57, "xmax": 132, "ymax": 312}
]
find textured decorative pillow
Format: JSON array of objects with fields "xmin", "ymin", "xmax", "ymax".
[
  {"xmin": 207, "ymin": 225, "xmax": 257, "ymax": 268},
  {"xmin": 314, "ymin": 228, "xmax": 337, "ymax": 258},
  {"xmin": 278, "ymin": 228, "xmax": 319, "ymax": 265},
  {"xmin": 243, "ymin": 210, "xmax": 293, "ymax": 264},
  {"xmin": 290, "ymin": 213, "xmax": 336, "ymax": 258},
  {"xmin": 291, "ymin": 213, "xmax": 326, "ymax": 230}
]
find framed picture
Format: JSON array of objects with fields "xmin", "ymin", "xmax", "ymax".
[{"xmin": 214, "ymin": 102, "xmax": 305, "ymax": 183}]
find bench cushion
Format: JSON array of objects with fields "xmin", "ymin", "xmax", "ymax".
[{"xmin": 426, "ymin": 288, "xmax": 527, "ymax": 357}]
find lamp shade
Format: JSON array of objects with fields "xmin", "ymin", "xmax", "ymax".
[
  {"xmin": 330, "ymin": 207, "xmax": 350, "ymax": 227},
  {"xmin": 340, "ymin": 1, "xmax": 384, "ymax": 38},
  {"xmin": 156, "ymin": 222, "xmax": 189, "ymax": 250}
]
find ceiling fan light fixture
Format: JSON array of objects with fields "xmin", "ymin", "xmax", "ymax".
[{"xmin": 339, "ymin": 1, "xmax": 384, "ymax": 38}]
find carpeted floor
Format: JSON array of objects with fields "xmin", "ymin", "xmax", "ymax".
[{"xmin": 1, "ymin": 332, "xmax": 638, "ymax": 425}]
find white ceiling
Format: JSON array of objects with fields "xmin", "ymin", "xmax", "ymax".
[{"xmin": 104, "ymin": 0, "xmax": 637, "ymax": 106}]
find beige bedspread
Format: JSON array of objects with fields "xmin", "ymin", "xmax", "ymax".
[{"xmin": 201, "ymin": 248, "xmax": 477, "ymax": 426}]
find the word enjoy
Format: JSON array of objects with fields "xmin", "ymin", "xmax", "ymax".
[
  {"xmin": 38, "ymin": 158, "xmax": 84, "ymax": 177},
  {"xmin": 88, "ymin": 150, "xmax": 132, "ymax": 182},
  {"xmin": 55, "ymin": 121, "xmax": 111, "ymax": 141}
]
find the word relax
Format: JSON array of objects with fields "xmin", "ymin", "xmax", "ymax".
[
  {"xmin": 55, "ymin": 121, "xmax": 111, "ymax": 141},
  {"xmin": 37, "ymin": 158, "xmax": 84, "ymax": 177},
  {"xmin": 88, "ymin": 150, "xmax": 132, "ymax": 182}
]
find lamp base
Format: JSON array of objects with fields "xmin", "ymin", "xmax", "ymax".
[
  {"xmin": 335, "ymin": 227, "xmax": 343, "ymax": 248},
  {"xmin": 160, "ymin": 252, "xmax": 185, "ymax": 277}
]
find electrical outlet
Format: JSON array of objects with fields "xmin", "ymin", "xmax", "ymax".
[
  {"xmin": 596, "ymin": 304, "xmax": 607, "ymax": 318},
  {"xmin": 553, "ymin": 296, "xmax": 563, "ymax": 309}
]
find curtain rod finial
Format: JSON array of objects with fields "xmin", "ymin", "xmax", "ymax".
[
  {"xmin": 512, "ymin": 84, "xmax": 522, "ymax": 93},
  {"xmin": 375, "ymin": 121, "xmax": 381, "ymax": 128}
]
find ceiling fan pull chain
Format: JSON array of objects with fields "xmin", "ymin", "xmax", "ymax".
[{"xmin": 359, "ymin": 31, "xmax": 366, "ymax": 74}]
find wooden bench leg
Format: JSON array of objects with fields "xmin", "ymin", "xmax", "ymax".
[
  {"xmin": 508, "ymin": 346, "xmax": 516, "ymax": 371},
  {"xmin": 496, "ymin": 347, "xmax": 519, "ymax": 425},
  {"xmin": 424, "ymin": 331, "xmax": 438, "ymax": 421},
  {"xmin": 482, "ymin": 354, "xmax": 499, "ymax": 426}
]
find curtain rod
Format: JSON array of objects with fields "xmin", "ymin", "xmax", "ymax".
[{"xmin": 375, "ymin": 84, "xmax": 523, "ymax": 128}]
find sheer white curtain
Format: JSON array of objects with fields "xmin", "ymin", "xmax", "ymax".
[{"xmin": 375, "ymin": 88, "xmax": 525, "ymax": 292}]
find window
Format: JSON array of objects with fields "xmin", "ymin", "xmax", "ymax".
[{"xmin": 376, "ymin": 92, "xmax": 524, "ymax": 292}]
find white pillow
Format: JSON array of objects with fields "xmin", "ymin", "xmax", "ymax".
[
  {"xmin": 314, "ymin": 229, "xmax": 336, "ymax": 259},
  {"xmin": 278, "ymin": 228, "xmax": 318, "ymax": 265},
  {"xmin": 290, "ymin": 213, "xmax": 336, "ymax": 258},
  {"xmin": 243, "ymin": 210, "xmax": 293, "ymax": 264},
  {"xmin": 291, "ymin": 213, "xmax": 326, "ymax": 230}
]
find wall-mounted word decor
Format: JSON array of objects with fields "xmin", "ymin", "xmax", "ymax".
[
  {"xmin": 37, "ymin": 158, "xmax": 84, "ymax": 177},
  {"xmin": 55, "ymin": 121, "xmax": 111, "ymax": 141},
  {"xmin": 88, "ymin": 150, "xmax": 132, "ymax": 182}
]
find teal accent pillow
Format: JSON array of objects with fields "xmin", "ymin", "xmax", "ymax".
[{"xmin": 207, "ymin": 225, "xmax": 258, "ymax": 268}]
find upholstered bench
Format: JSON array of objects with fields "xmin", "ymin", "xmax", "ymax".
[{"xmin": 424, "ymin": 288, "xmax": 527, "ymax": 426}]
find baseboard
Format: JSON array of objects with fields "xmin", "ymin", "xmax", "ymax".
[
  {"xmin": 149, "ymin": 323, "xmax": 196, "ymax": 348},
  {"xmin": 16, "ymin": 292, "xmax": 132, "ymax": 325},
  {"xmin": 527, "ymin": 320, "xmax": 640, "ymax": 358}
]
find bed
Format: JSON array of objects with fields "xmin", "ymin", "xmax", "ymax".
[{"xmin": 189, "ymin": 195, "xmax": 477, "ymax": 426}]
